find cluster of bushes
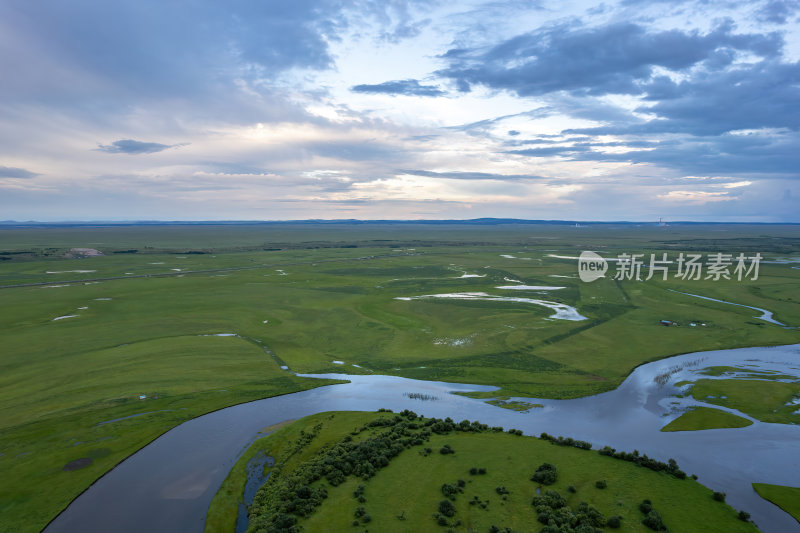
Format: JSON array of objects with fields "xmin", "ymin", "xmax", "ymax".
[
  {"xmin": 428, "ymin": 416, "xmax": 503, "ymax": 435},
  {"xmin": 249, "ymin": 410, "xmax": 515, "ymax": 533},
  {"xmin": 352, "ymin": 506, "xmax": 371, "ymax": 525},
  {"xmin": 531, "ymin": 463, "xmax": 558, "ymax": 485},
  {"xmin": 439, "ymin": 444, "xmax": 455, "ymax": 455},
  {"xmin": 441, "ymin": 480, "xmax": 465, "ymax": 499},
  {"xmin": 353, "ymin": 484, "xmax": 366, "ymax": 503},
  {"xmin": 469, "ymin": 467, "xmax": 487, "ymax": 475},
  {"xmin": 532, "ymin": 489, "xmax": 607, "ymax": 532},
  {"xmin": 508, "ymin": 428, "xmax": 524, "ymax": 435},
  {"xmin": 248, "ymin": 414, "xmax": 431, "ymax": 532},
  {"xmin": 639, "ymin": 500, "xmax": 667, "ymax": 531},
  {"xmin": 469, "ymin": 495, "xmax": 490, "ymax": 509},
  {"xmin": 540, "ymin": 433, "xmax": 592, "ymax": 450},
  {"xmin": 434, "ymin": 479, "xmax": 468, "ymax": 527},
  {"xmin": 598, "ymin": 447, "xmax": 686, "ymax": 479}
]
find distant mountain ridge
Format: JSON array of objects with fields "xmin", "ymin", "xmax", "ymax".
[{"xmin": 1, "ymin": 218, "xmax": 796, "ymax": 227}]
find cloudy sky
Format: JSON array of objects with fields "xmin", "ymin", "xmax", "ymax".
[{"xmin": 1, "ymin": 0, "xmax": 798, "ymax": 221}]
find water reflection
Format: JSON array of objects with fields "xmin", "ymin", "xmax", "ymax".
[{"xmin": 45, "ymin": 344, "xmax": 800, "ymax": 533}]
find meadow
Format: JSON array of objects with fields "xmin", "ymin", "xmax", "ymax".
[
  {"xmin": 0, "ymin": 222, "xmax": 798, "ymax": 531},
  {"xmin": 208, "ymin": 410, "xmax": 759, "ymax": 533},
  {"xmin": 660, "ymin": 406, "xmax": 753, "ymax": 432}
]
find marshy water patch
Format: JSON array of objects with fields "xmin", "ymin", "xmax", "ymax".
[
  {"xmin": 62, "ymin": 458, "xmax": 93, "ymax": 471},
  {"xmin": 235, "ymin": 451, "xmax": 275, "ymax": 533},
  {"xmin": 496, "ymin": 285, "xmax": 566, "ymax": 291},
  {"xmin": 668, "ymin": 289, "xmax": 786, "ymax": 326},
  {"xmin": 94, "ymin": 298, "xmax": 113, "ymax": 301},
  {"xmin": 42, "ymin": 285, "xmax": 70, "ymax": 289},
  {"xmin": 503, "ymin": 277, "xmax": 523, "ymax": 283},
  {"xmin": 500, "ymin": 254, "xmax": 516, "ymax": 258},
  {"xmin": 395, "ymin": 292, "xmax": 587, "ymax": 321},
  {"xmin": 52, "ymin": 315, "xmax": 79, "ymax": 321},
  {"xmin": 332, "ymin": 360, "xmax": 345, "ymax": 365},
  {"xmin": 97, "ymin": 411, "xmax": 171, "ymax": 427},
  {"xmin": 46, "ymin": 270, "xmax": 97, "ymax": 274},
  {"xmin": 433, "ymin": 335, "xmax": 475, "ymax": 347}
]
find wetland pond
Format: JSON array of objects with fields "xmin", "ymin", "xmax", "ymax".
[{"xmin": 45, "ymin": 344, "xmax": 800, "ymax": 533}]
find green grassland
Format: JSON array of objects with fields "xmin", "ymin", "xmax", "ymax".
[
  {"xmin": 1, "ymin": 223, "xmax": 799, "ymax": 531},
  {"xmin": 687, "ymin": 379, "xmax": 800, "ymax": 424},
  {"xmin": 660, "ymin": 406, "xmax": 753, "ymax": 432},
  {"xmin": 208, "ymin": 410, "xmax": 758, "ymax": 533},
  {"xmin": 752, "ymin": 483, "xmax": 800, "ymax": 524}
]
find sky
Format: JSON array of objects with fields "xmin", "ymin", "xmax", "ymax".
[{"xmin": 0, "ymin": 0, "xmax": 798, "ymax": 222}]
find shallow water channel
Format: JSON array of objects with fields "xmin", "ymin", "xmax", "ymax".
[{"xmin": 45, "ymin": 344, "xmax": 800, "ymax": 533}]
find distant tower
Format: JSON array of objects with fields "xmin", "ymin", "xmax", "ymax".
[{"xmin": 658, "ymin": 217, "xmax": 667, "ymax": 227}]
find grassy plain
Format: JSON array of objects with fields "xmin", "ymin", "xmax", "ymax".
[
  {"xmin": 752, "ymin": 483, "xmax": 800, "ymax": 524},
  {"xmin": 208, "ymin": 410, "xmax": 758, "ymax": 533},
  {"xmin": 1, "ymin": 222, "xmax": 798, "ymax": 531},
  {"xmin": 687, "ymin": 379, "xmax": 800, "ymax": 424},
  {"xmin": 660, "ymin": 406, "xmax": 753, "ymax": 432}
]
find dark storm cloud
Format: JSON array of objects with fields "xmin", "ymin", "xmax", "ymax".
[
  {"xmin": 509, "ymin": 132, "xmax": 800, "ymax": 177},
  {"xmin": 0, "ymin": 165, "xmax": 38, "ymax": 178},
  {"xmin": 351, "ymin": 79, "xmax": 445, "ymax": 97},
  {"xmin": 0, "ymin": 0, "xmax": 343, "ymax": 106},
  {"xmin": 436, "ymin": 20, "xmax": 782, "ymax": 97},
  {"xmin": 398, "ymin": 169, "xmax": 544, "ymax": 181},
  {"xmin": 567, "ymin": 60, "xmax": 800, "ymax": 136},
  {"xmin": 96, "ymin": 140, "xmax": 181, "ymax": 155}
]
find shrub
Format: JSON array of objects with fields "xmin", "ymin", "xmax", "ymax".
[
  {"xmin": 531, "ymin": 463, "xmax": 558, "ymax": 485},
  {"xmin": 595, "ymin": 480, "xmax": 607, "ymax": 489},
  {"xmin": 642, "ymin": 510, "xmax": 666, "ymax": 531},
  {"xmin": 607, "ymin": 515, "xmax": 622, "ymax": 528},
  {"xmin": 713, "ymin": 491, "xmax": 726, "ymax": 502},
  {"xmin": 567, "ymin": 485, "xmax": 576, "ymax": 493},
  {"xmin": 442, "ymin": 483, "xmax": 461, "ymax": 498},
  {"xmin": 738, "ymin": 510, "xmax": 751, "ymax": 522},
  {"xmin": 478, "ymin": 467, "xmax": 487, "ymax": 475},
  {"xmin": 469, "ymin": 467, "xmax": 478, "ymax": 475},
  {"xmin": 639, "ymin": 500, "xmax": 652, "ymax": 514},
  {"xmin": 495, "ymin": 486, "xmax": 509, "ymax": 495},
  {"xmin": 440, "ymin": 444, "xmax": 455, "ymax": 455},
  {"xmin": 439, "ymin": 499, "xmax": 456, "ymax": 517}
]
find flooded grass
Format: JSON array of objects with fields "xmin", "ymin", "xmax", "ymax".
[{"xmin": 403, "ymin": 392, "xmax": 439, "ymax": 401}]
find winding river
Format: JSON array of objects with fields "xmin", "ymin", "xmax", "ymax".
[{"xmin": 45, "ymin": 344, "xmax": 800, "ymax": 533}]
